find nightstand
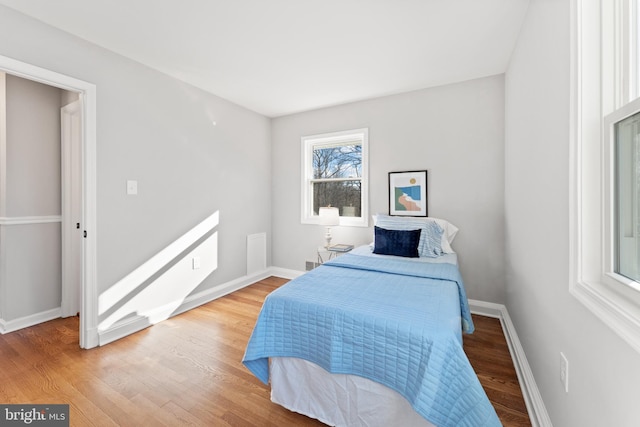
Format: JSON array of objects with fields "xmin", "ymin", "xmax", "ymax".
[{"xmin": 317, "ymin": 244, "xmax": 353, "ymax": 264}]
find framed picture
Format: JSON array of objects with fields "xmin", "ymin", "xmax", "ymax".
[{"xmin": 388, "ymin": 170, "xmax": 428, "ymax": 216}]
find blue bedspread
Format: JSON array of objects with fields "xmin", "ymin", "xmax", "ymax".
[{"xmin": 242, "ymin": 253, "xmax": 501, "ymax": 427}]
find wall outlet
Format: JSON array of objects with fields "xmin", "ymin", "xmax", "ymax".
[
  {"xmin": 126, "ymin": 180, "xmax": 138, "ymax": 195},
  {"xmin": 560, "ymin": 352, "xmax": 569, "ymax": 393}
]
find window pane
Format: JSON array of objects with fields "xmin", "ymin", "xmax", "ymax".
[
  {"xmin": 312, "ymin": 180, "xmax": 361, "ymax": 217},
  {"xmin": 313, "ymin": 144, "xmax": 362, "ymax": 179},
  {"xmin": 616, "ymin": 110, "xmax": 640, "ymax": 281}
]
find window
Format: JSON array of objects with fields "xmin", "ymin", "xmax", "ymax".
[
  {"xmin": 604, "ymin": 0, "xmax": 640, "ymax": 289},
  {"xmin": 613, "ymin": 106, "xmax": 640, "ymax": 284},
  {"xmin": 570, "ymin": 0, "xmax": 640, "ymax": 353},
  {"xmin": 301, "ymin": 128, "xmax": 368, "ymax": 227}
]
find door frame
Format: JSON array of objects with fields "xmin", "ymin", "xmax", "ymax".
[{"xmin": 0, "ymin": 55, "xmax": 98, "ymax": 349}]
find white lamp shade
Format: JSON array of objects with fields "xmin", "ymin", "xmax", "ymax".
[{"xmin": 319, "ymin": 206, "xmax": 340, "ymax": 226}]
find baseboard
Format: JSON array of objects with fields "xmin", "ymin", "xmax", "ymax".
[
  {"xmin": 468, "ymin": 298, "xmax": 503, "ymax": 318},
  {"xmin": 98, "ymin": 314, "xmax": 151, "ymax": 346},
  {"xmin": 0, "ymin": 307, "xmax": 62, "ymax": 334},
  {"xmin": 173, "ymin": 268, "xmax": 274, "ymax": 317},
  {"xmin": 269, "ymin": 266, "xmax": 305, "ymax": 280},
  {"xmin": 470, "ymin": 300, "xmax": 552, "ymax": 427},
  {"xmin": 98, "ymin": 268, "xmax": 276, "ymax": 346}
]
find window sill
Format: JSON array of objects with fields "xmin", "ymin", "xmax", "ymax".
[
  {"xmin": 604, "ymin": 272, "xmax": 640, "ymax": 294},
  {"xmin": 302, "ymin": 217, "xmax": 369, "ymax": 228}
]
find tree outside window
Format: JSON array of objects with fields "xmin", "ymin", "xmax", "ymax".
[{"xmin": 312, "ymin": 143, "xmax": 362, "ymax": 217}]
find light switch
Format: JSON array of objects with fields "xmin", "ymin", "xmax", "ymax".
[
  {"xmin": 192, "ymin": 256, "xmax": 201, "ymax": 270},
  {"xmin": 127, "ymin": 180, "xmax": 138, "ymax": 195}
]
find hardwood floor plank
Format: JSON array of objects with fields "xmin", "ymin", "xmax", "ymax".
[{"xmin": 0, "ymin": 277, "xmax": 530, "ymax": 426}]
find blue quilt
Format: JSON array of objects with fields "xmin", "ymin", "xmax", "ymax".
[{"xmin": 243, "ymin": 253, "xmax": 501, "ymax": 427}]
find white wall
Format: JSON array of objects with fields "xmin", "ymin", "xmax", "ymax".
[
  {"xmin": 0, "ymin": 6, "xmax": 272, "ymax": 331},
  {"xmin": 6, "ymin": 75, "xmax": 61, "ymax": 217},
  {"xmin": 272, "ymin": 75, "xmax": 506, "ymax": 303},
  {"xmin": 505, "ymin": 1, "xmax": 640, "ymax": 426},
  {"xmin": 1, "ymin": 74, "xmax": 62, "ymax": 321}
]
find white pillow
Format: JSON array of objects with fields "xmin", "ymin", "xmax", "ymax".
[{"xmin": 373, "ymin": 214, "xmax": 458, "ymax": 254}]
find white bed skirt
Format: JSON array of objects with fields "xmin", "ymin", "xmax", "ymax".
[{"xmin": 270, "ymin": 357, "xmax": 435, "ymax": 427}]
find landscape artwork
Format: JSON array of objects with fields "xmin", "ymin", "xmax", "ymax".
[{"xmin": 388, "ymin": 170, "xmax": 428, "ymax": 216}]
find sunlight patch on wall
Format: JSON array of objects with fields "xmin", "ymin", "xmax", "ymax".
[{"xmin": 98, "ymin": 211, "xmax": 219, "ymax": 333}]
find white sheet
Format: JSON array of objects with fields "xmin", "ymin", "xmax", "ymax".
[{"xmin": 270, "ymin": 357, "xmax": 435, "ymax": 427}]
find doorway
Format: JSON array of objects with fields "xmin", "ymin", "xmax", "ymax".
[{"xmin": 0, "ymin": 55, "xmax": 98, "ymax": 349}]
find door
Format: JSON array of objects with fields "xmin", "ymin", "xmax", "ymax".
[{"xmin": 61, "ymin": 100, "xmax": 82, "ymax": 318}]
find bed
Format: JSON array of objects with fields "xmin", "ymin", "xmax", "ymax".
[{"xmin": 243, "ymin": 216, "xmax": 501, "ymax": 427}]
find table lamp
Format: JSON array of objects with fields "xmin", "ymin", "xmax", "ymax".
[{"xmin": 319, "ymin": 206, "xmax": 340, "ymax": 248}]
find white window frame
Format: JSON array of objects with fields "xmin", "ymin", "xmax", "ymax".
[
  {"xmin": 604, "ymin": 98, "xmax": 640, "ymax": 293},
  {"xmin": 301, "ymin": 128, "xmax": 369, "ymax": 227},
  {"xmin": 570, "ymin": 0, "xmax": 640, "ymax": 354}
]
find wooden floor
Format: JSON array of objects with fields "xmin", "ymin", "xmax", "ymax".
[
  {"xmin": 463, "ymin": 315, "xmax": 531, "ymax": 426},
  {"xmin": 0, "ymin": 277, "xmax": 531, "ymax": 426}
]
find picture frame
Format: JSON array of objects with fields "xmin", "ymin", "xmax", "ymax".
[{"xmin": 388, "ymin": 170, "xmax": 428, "ymax": 216}]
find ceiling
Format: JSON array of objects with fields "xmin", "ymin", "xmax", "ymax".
[{"xmin": 0, "ymin": 0, "xmax": 529, "ymax": 117}]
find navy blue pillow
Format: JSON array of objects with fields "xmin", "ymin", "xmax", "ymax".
[{"xmin": 373, "ymin": 226, "xmax": 422, "ymax": 258}]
